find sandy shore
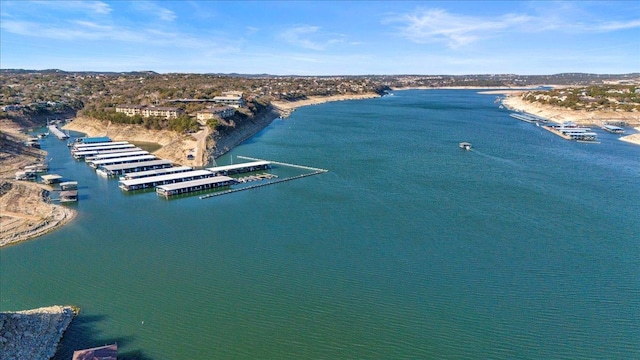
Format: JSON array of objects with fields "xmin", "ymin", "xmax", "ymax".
[
  {"xmin": 502, "ymin": 92, "xmax": 640, "ymax": 146},
  {"xmin": 271, "ymin": 93, "xmax": 380, "ymax": 114},
  {"xmin": 0, "ymin": 128, "xmax": 77, "ymax": 248}
]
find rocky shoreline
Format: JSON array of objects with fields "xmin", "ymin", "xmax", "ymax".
[{"xmin": 0, "ymin": 305, "xmax": 77, "ymax": 360}]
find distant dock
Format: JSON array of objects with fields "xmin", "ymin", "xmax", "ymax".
[{"xmin": 48, "ymin": 125, "xmax": 69, "ymax": 140}]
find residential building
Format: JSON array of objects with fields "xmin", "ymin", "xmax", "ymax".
[
  {"xmin": 115, "ymin": 104, "xmax": 144, "ymax": 116},
  {"xmin": 213, "ymin": 94, "xmax": 245, "ymax": 108},
  {"xmin": 141, "ymin": 106, "xmax": 183, "ymax": 119},
  {"xmin": 196, "ymin": 106, "xmax": 235, "ymax": 121},
  {"xmin": 116, "ymin": 105, "xmax": 183, "ymax": 119}
]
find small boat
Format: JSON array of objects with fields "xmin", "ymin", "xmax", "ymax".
[{"xmin": 459, "ymin": 142, "xmax": 472, "ymax": 150}]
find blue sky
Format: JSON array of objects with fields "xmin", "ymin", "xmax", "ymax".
[{"xmin": 1, "ymin": 1, "xmax": 639, "ymax": 75}]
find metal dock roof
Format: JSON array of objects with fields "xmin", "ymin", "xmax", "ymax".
[
  {"xmin": 73, "ymin": 144, "xmax": 135, "ymax": 154},
  {"xmin": 207, "ymin": 161, "xmax": 271, "ymax": 173},
  {"xmin": 99, "ymin": 159, "xmax": 174, "ymax": 172},
  {"xmin": 85, "ymin": 150, "xmax": 149, "ymax": 161},
  {"xmin": 88, "ymin": 154, "xmax": 156, "ymax": 167},
  {"xmin": 156, "ymin": 176, "xmax": 235, "ymax": 192},
  {"xmin": 73, "ymin": 147, "xmax": 141, "ymax": 158},
  {"xmin": 73, "ymin": 141, "xmax": 130, "ymax": 150},
  {"xmin": 75, "ymin": 136, "xmax": 111, "ymax": 144},
  {"xmin": 119, "ymin": 170, "xmax": 213, "ymax": 189},
  {"xmin": 121, "ymin": 166, "xmax": 193, "ymax": 180}
]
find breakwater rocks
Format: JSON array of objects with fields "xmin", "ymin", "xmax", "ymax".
[{"xmin": 0, "ymin": 305, "xmax": 76, "ymax": 360}]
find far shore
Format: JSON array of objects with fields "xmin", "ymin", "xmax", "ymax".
[
  {"xmin": 271, "ymin": 93, "xmax": 380, "ymax": 113},
  {"xmin": 500, "ymin": 92, "xmax": 640, "ymax": 146}
]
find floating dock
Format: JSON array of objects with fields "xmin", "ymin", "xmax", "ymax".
[
  {"xmin": 96, "ymin": 159, "xmax": 174, "ymax": 177},
  {"xmin": 119, "ymin": 170, "xmax": 214, "ymax": 191},
  {"xmin": 206, "ymin": 161, "xmax": 271, "ymax": 176},
  {"xmin": 74, "ymin": 147, "xmax": 141, "ymax": 159},
  {"xmin": 72, "ymin": 141, "xmax": 130, "ymax": 152},
  {"xmin": 85, "ymin": 150, "xmax": 149, "ymax": 162},
  {"xmin": 156, "ymin": 176, "xmax": 236, "ymax": 198},
  {"xmin": 602, "ymin": 125, "xmax": 625, "ymax": 134},
  {"xmin": 74, "ymin": 136, "xmax": 111, "ymax": 144},
  {"xmin": 48, "ymin": 125, "xmax": 69, "ymax": 140},
  {"xmin": 24, "ymin": 163, "xmax": 49, "ymax": 173},
  {"xmin": 88, "ymin": 155, "xmax": 157, "ymax": 169},
  {"xmin": 42, "ymin": 174, "xmax": 63, "ymax": 184},
  {"xmin": 120, "ymin": 166, "xmax": 193, "ymax": 181},
  {"xmin": 60, "ymin": 181, "xmax": 78, "ymax": 190},
  {"xmin": 59, "ymin": 190, "xmax": 78, "ymax": 202}
]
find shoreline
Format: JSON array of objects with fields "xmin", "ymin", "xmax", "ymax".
[
  {"xmin": 3, "ymin": 88, "xmax": 638, "ymax": 246},
  {"xmin": 271, "ymin": 93, "xmax": 380, "ymax": 115},
  {"xmin": 501, "ymin": 92, "xmax": 640, "ymax": 146}
]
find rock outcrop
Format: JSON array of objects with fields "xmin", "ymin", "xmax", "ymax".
[{"xmin": 0, "ymin": 306, "xmax": 76, "ymax": 360}]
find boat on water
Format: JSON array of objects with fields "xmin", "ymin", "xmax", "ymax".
[{"xmin": 459, "ymin": 142, "xmax": 472, "ymax": 150}]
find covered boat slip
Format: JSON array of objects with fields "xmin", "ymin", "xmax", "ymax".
[
  {"xmin": 85, "ymin": 150, "xmax": 149, "ymax": 162},
  {"xmin": 96, "ymin": 159, "xmax": 174, "ymax": 177},
  {"xmin": 60, "ymin": 181, "xmax": 78, "ymax": 190},
  {"xmin": 603, "ymin": 125, "xmax": 625, "ymax": 134},
  {"xmin": 206, "ymin": 161, "xmax": 271, "ymax": 176},
  {"xmin": 120, "ymin": 166, "xmax": 193, "ymax": 180},
  {"xmin": 72, "ymin": 141, "xmax": 131, "ymax": 151},
  {"xmin": 88, "ymin": 155, "xmax": 157, "ymax": 169},
  {"xmin": 59, "ymin": 190, "xmax": 78, "ymax": 202},
  {"xmin": 119, "ymin": 170, "xmax": 214, "ymax": 191},
  {"xmin": 48, "ymin": 125, "xmax": 69, "ymax": 140},
  {"xmin": 73, "ymin": 145, "xmax": 138, "ymax": 159},
  {"xmin": 156, "ymin": 176, "xmax": 236, "ymax": 198},
  {"xmin": 42, "ymin": 174, "xmax": 63, "ymax": 184},
  {"xmin": 74, "ymin": 136, "xmax": 111, "ymax": 144}
]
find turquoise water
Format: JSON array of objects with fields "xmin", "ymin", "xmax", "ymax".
[{"xmin": 1, "ymin": 90, "xmax": 639, "ymax": 359}]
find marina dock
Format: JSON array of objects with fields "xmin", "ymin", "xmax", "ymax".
[
  {"xmin": 85, "ymin": 150, "xmax": 149, "ymax": 162},
  {"xmin": 42, "ymin": 174, "xmax": 63, "ymax": 184},
  {"xmin": 120, "ymin": 166, "xmax": 193, "ymax": 181},
  {"xmin": 72, "ymin": 141, "xmax": 131, "ymax": 152},
  {"xmin": 156, "ymin": 176, "xmax": 236, "ymax": 198},
  {"xmin": 88, "ymin": 155, "xmax": 157, "ymax": 169},
  {"xmin": 602, "ymin": 124, "xmax": 625, "ymax": 134},
  {"xmin": 96, "ymin": 160, "xmax": 174, "ymax": 177},
  {"xmin": 48, "ymin": 125, "xmax": 69, "ymax": 140},
  {"xmin": 73, "ymin": 146, "xmax": 141, "ymax": 160},
  {"xmin": 206, "ymin": 161, "xmax": 271, "ymax": 176},
  {"xmin": 119, "ymin": 170, "xmax": 214, "ymax": 191}
]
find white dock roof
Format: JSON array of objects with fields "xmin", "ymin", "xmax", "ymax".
[
  {"xmin": 73, "ymin": 141, "xmax": 129, "ymax": 150},
  {"xmin": 207, "ymin": 161, "xmax": 270, "ymax": 173},
  {"xmin": 100, "ymin": 159, "xmax": 173, "ymax": 171},
  {"xmin": 156, "ymin": 176, "xmax": 234, "ymax": 191},
  {"xmin": 122, "ymin": 166, "xmax": 193, "ymax": 180},
  {"xmin": 86, "ymin": 150, "xmax": 149, "ymax": 161},
  {"xmin": 89, "ymin": 154, "xmax": 156, "ymax": 166},
  {"xmin": 119, "ymin": 170, "xmax": 212, "ymax": 187}
]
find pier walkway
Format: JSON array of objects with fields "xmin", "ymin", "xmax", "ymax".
[{"xmin": 199, "ymin": 156, "xmax": 329, "ymax": 200}]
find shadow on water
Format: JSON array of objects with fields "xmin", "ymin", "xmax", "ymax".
[{"xmin": 53, "ymin": 313, "xmax": 154, "ymax": 360}]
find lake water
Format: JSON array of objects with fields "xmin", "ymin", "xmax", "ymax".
[{"xmin": 1, "ymin": 90, "xmax": 639, "ymax": 359}]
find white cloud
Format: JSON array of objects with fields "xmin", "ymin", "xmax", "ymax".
[
  {"xmin": 279, "ymin": 25, "xmax": 346, "ymax": 51},
  {"xmin": 387, "ymin": 8, "xmax": 532, "ymax": 48},
  {"xmin": 131, "ymin": 1, "xmax": 176, "ymax": 22},
  {"xmin": 387, "ymin": 7, "xmax": 640, "ymax": 49},
  {"xmin": 30, "ymin": 0, "xmax": 112, "ymax": 15}
]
